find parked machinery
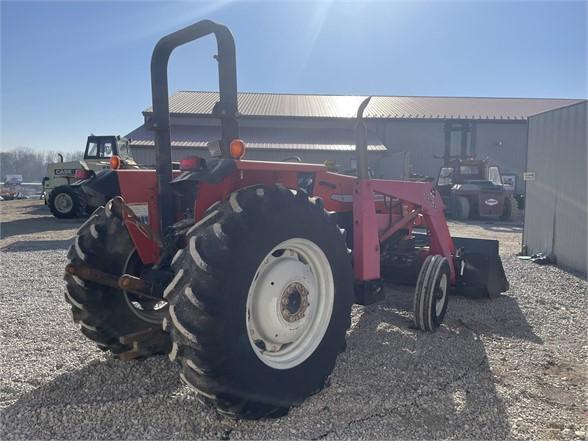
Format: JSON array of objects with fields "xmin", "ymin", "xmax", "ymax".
[
  {"xmin": 436, "ymin": 158, "xmax": 517, "ymax": 221},
  {"xmin": 63, "ymin": 20, "xmax": 509, "ymax": 419},
  {"xmin": 43, "ymin": 135, "xmax": 138, "ymax": 218}
]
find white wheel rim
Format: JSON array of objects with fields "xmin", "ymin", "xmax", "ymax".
[
  {"xmin": 246, "ymin": 238, "xmax": 334, "ymax": 370},
  {"xmin": 435, "ymin": 273, "xmax": 448, "ymax": 316},
  {"xmin": 54, "ymin": 193, "xmax": 73, "ymax": 213}
]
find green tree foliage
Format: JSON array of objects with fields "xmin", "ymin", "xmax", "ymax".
[{"xmin": 0, "ymin": 148, "xmax": 83, "ymax": 182}]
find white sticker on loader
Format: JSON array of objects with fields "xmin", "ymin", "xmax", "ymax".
[
  {"xmin": 484, "ymin": 198, "xmax": 498, "ymax": 206},
  {"xmin": 523, "ymin": 172, "xmax": 536, "ymax": 181},
  {"xmin": 128, "ymin": 203, "xmax": 149, "ymax": 224}
]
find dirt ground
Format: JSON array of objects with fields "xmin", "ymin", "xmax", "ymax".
[{"xmin": 1, "ymin": 199, "xmax": 586, "ymax": 440}]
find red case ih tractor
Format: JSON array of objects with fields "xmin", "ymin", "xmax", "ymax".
[{"xmin": 64, "ymin": 20, "xmax": 509, "ymax": 419}]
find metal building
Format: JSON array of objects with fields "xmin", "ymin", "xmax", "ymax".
[
  {"xmin": 127, "ymin": 92, "xmax": 583, "ymax": 196},
  {"xmin": 523, "ymin": 101, "xmax": 587, "ymax": 276}
]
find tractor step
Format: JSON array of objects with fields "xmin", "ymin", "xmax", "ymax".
[
  {"xmin": 118, "ymin": 328, "xmax": 171, "ymax": 361},
  {"xmin": 119, "ymin": 327, "xmax": 162, "ymax": 344}
]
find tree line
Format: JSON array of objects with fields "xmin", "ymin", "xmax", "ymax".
[{"xmin": 0, "ymin": 147, "xmax": 83, "ymax": 182}]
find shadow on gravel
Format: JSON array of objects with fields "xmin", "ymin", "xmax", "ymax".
[
  {"xmin": 3, "ymin": 357, "xmax": 182, "ymax": 408},
  {"xmin": 519, "ymin": 259, "xmax": 588, "ymax": 281},
  {"xmin": 453, "ymin": 294, "xmax": 544, "ymax": 344},
  {"xmin": 339, "ymin": 322, "xmax": 508, "ymax": 438},
  {"xmin": 0, "ymin": 218, "xmax": 81, "ymax": 239},
  {"xmin": 1, "ymin": 239, "xmax": 72, "ymax": 252},
  {"xmin": 1, "ymin": 357, "xmax": 187, "ymax": 440},
  {"xmin": 325, "ymin": 283, "xmax": 542, "ymax": 439},
  {"xmin": 18, "ymin": 202, "xmax": 52, "ymax": 215},
  {"xmin": 0, "ymin": 285, "xmax": 541, "ymax": 440},
  {"xmin": 480, "ymin": 224, "xmax": 523, "ymax": 233},
  {"xmin": 452, "ymin": 219, "xmax": 524, "ymax": 233},
  {"xmin": 389, "ymin": 284, "xmax": 543, "ymax": 344},
  {"xmin": 475, "ymin": 217, "xmax": 523, "ymax": 232}
]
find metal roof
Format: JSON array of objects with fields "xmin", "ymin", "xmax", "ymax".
[{"xmin": 144, "ymin": 91, "xmax": 584, "ymax": 121}]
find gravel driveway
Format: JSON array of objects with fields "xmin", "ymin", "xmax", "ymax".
[{"xmin": 1, "ymin": 200, "xmax": 586, "ymax": 440}]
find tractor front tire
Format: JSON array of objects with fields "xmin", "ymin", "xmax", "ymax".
[
  {"xmin": 48, "ymin": 185, "xmax": 87, "ymax": 219},
  {"xmin": 413, "ymin": 255, "xmax": 450, "ymax": 332},
  {"xmin": 64, "ymin": 200, "xmax": 171, "ymax": 359},
  {"xmin": 165, "ymin": 185, "xmax": 354, "ymax": 419}
]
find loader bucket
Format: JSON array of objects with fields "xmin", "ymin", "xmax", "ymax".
[{"xmin": 451, "ymin": 237, "xmax": 509, "ymax": 299}]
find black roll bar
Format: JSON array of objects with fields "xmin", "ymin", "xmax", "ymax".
[{"xmin": 149, "ymin": 20, "xmax": 239, "ymax": 232}]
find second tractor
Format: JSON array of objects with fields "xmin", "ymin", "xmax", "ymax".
[
  {"xmin": 43, "ymin": 135, "xmax": 138, "ymax": 218},
  {"xmin": 436, "ymin": 157, "xmax": 517, "ymax": 221}
]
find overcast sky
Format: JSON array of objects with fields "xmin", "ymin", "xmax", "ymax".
[{"xmin": 1, "ymin": 0, "xmax": 586, "ymax": 152}]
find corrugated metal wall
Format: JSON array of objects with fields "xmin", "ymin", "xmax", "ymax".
[
  {"xmin": 377, "ymin": 120, "xmax": 528, "ymax": 190},
  {"xmin": 379, "ymin": 120, "xmax": 445, "ymax": 179},
  {"xmin": 524, "ymin": 102, "xmax": 587, "ymax": 276},
  {"xmin": 131, "ymin": 146, "xmax": 212, "ymax": 167},
  {"xmin": 130, "ymin": 145, "xmax": 362, "ymax": 171},
  {"xmin": 130, "ymin": 118, "xmax": 529, "ymax": 187}
]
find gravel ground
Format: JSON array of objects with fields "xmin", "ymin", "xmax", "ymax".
[{"xmin": 1, "ymin": 200, "xmax": 586, "ymax": 440}]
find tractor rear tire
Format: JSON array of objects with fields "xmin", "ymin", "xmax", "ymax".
[
  {"xmin": 499, "ymin": 196, "xmax": 518, "ymax": 222},
  {"xmin": 64, "ymin": 200, "xmax": 171, "ymax": 359},
  {"xmin": 453, "ymin": 196, "xmax": 470, "ymax": 221},
  {"xmin": 165, "ymin": 185, "xmax": 353, "ymax": 419},
  {"xmin": 48, "ymin": 185, "xmax": 87, "ymax": 219},
  {"xmin": 413, "ymin": 255, "xmax": 450, "ymax": 332}
]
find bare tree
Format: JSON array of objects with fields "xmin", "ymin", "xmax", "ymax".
[{"xmin": 0, "ymin": 147, "xmax": 83, "ymax": 182}]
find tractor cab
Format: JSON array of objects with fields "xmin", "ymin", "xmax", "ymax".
[
  {"xmin": 437, "ymin": 159, "xmax": 502, "ymax": 187},
  {"xmin": 79, "ymin": 135, "xmax": 138, "ymax": 173},
  {"xmin": 84, "ymin": 135, "xmax": 133, "ymax": 161}
]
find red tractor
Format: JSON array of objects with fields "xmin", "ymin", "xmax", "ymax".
[{"xmin": 64, "ymin": 21, "xmax": 509, "ymax": 419}]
